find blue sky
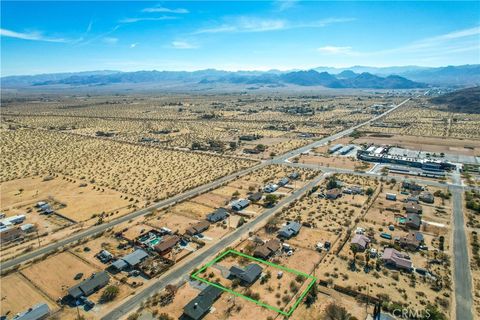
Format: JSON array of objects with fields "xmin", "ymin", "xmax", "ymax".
[{"xmin": 1, "ymin": 1, "xmax": 479, "ymax": 75}]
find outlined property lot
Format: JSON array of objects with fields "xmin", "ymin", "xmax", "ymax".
[{"xmin": 191, "ymin": 249, "xmax": 317, "ymax": 317}]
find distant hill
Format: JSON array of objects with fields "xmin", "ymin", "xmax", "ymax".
[
  {"xmin": 429, "ymin": 86, "xmax": 480, "ymax": 113},
  {"xmin": 315, "ymin": 64, "xmax": 480, "ymax": 87},
  {"xmin": 1, "ymin": 69, "xmax": 425, "ymax": 90}
]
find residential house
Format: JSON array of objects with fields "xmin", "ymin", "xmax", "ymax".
[
  {"xmin": 96, "ymin": 250, "xmax": 113, "ymax": 263},
  {"xmin": 248, "ymin": 192, "xmax": 263, "ymax": 203},
  {"xmin": 154, "ymin": 235, "xmax": 180, "ymax": 255},
  {"xmin": 206, "ymin": 208, "xmax": 229, "ymax": 223},
  {"xmin": 253, "ymin": 239, "xmax": 281, "ymax": 260},
  {"xmin": 231, "ymin": 199, "xmax": 250, "ymax": 211},
  {"xmin": 278, "ymin": 177, "xmax": 290, "ymax": 187},
  {"xmin": 350, "ymin": 234, "xmax": 370, "ymax": 251},
  {"xmin": 406, "ymin": 195, "xmax": 419, "ymax": 203},
  {"xmin": 111, "ymin": 249, "xmax": 149, "ymax": 271},
  {"xmin": 344, "ymin": 186, "xmax": 363, "ymax": 195},
  {"xmin": 186, "ymin": 221, "xmax": 210, "ymax": 236},
  {"xmin": 406, "ymin": 213, "xmax": 422, "ymax": 230},
  {"xmin": 277, "ymin": 221, "xmax": 302, "ymax": 239},
  {"xmin": 229, "ymin": 263, "xmax": 263, "ymax": 285},
  {"xmin": 13, "ymin": 303, "xmax": 50, "ymax": 320},
  {"xmin": 326, "ymin": 188, "xmax": 342, "ymax": 200},
  {"xmin": 402, "ymin": 179, "xmax": 423, "ymax": 191},
  {"xmin": 67, "ymin": 272, "xmax": 110, "ymax": 299},
  {"xmin": 182, "ymin": 286, "xmax": 223, "ymax": 320},
  {"xmin": 288, "ymin": 172, "xmax": 300, "ymax": 180},
  {"xmin": 404, "ymin": 202, "xmax": 422, "ymax": 214},
  {"xmin": 419, "ymin": 192, "xmax": 434, "ymax": 204},
  {"xmin": 399, "ymin": 231, "xmax": 424, "ymax": 251},
  {"xmin": 264, "ymin": 183, "xmax": 279, "ymax": 193},
  {"xmin": 382, "ymin": 248, "xmax": 413, "ymax": 271},
  {"xmin": 0, "ymin": 226, "xmax": 22, "ymax": 243}
]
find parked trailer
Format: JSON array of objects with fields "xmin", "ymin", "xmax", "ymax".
[{"xmin": 386, "ymin": 193, "xmax": 397, "ymax": 201}]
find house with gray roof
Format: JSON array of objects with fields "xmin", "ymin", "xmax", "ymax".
[
  {"xmin": 206, "ymin": 208, "xmax": 229, "ymax": 223},
  {"xmin": 183, "ymin": 286, "xmax": 223, "ymax": 320},
  {"xmin": 229, "ymin": 263, "xmax": 263, "ymax": 285},
  {"xmin": 13, "ymin": 303, "xmax": 50, "ymax": 320},
  {"xmin": 406, "ymin": 213, "xmax": 422, "ymax": 230},
  {"xmin": 67, "ymin": 271, "xmax": 110, "ymax": 299},
  {"xmin": 111, "ymin": 249, "xmax": 149, "ymax": 271},
  {"xmin": 278, "ymin": 177, "xmax": 290, "ymax": 187},
  {"xmin": 277, "ymin": 221, "xmax": 302, "ymax": 239},
  {"xmin": 231, "ymin": 199, "xmax": 250, "ymax": 211}
]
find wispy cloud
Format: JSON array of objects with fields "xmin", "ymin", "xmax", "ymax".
[
  {"xmin": 130, "ymin": 43, "xmax": 139, "ymax": 48},
  {"xmin": 119, "ymin": 16, "xmax": 177, "ymax": 24},
  {"xmin": 0, "ymin": 28, "xmax": 68, "ymax": 43},
  {"xmin": 275, "ymin": 0, "xmax": 299, "ymax": 11},
  {"xmin": 317, "ymin": 26, "xmax": 480, "ymax": 58},
  {"xmin": 142, "ymin": 5, "xmax": 189, "ymax": 14},
  {"xmin": 193, "ymin": 16, "xmax": 354, "ymax": 34},
  {"xmin": 171, "ymin": 41, "xmax": 198, "ymax": 49},
  {"xmin": 317, "ymin": 46, "xmax": 353, "ymax": 55},
  {"xmin": 102, "ymin": 37, "xmax": 118, "ymax": 44}
]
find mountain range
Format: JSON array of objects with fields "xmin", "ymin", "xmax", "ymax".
[{"xmin": 1, "ymin": 64, "xmax": 478, "ymax": 90}]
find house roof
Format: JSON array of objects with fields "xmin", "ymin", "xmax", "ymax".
[
  {"xmin": 207, "ymin": 208, "xmax": 229, "ymax": 222},
  {"xmin": 229, "ymin": 263, "xmax": 263, "ymax": 284},
  {"xmin": 111, "ymin": 259, "xmax": 128, "ymax": 270},
  {"xmin": 195, "ymin": 221, "xmax": 210, "ymax": 231},
  {"xmin": 406, "ymin": 213, "xmax": 421, "ymax": 227},
  {"xmin": 382, "ymin": 248, "xmax": 412, "ymax": 270},
  {"xmin": 154, "ymin": 235, "xmax": 180, "ymax": 252},
  {"xmin": 13, "ymin": 303, "xmax": 50, "ymax": 320},
  {"xmin": 400, "ymin": 231, "xmax": 423, "ymax": 247},
  {"xmin": 122, "ymin": 249, "xmax": 149, "ymax": 266},
  {"xmin": 253, "ymin": 239, "xmax": 281, "ymax": 259},
  {"xmin": 351, "ymin": 234, "xmax": 370, "ymax": 249},
  {"xmin": 248, "ymin": 192, "xmax": 263, "ymax": 202},
  {"xmin": 183, "ymin": 285, "xmax": 223, "ymax": 320},
  {"xmin": 68, "ymin": 271, "xmax": 110, "ymax": 298},
  {"xmin": 232, "ymin": 199, "xmax": 250, "ymax": 208},
  {"xmin": 278, "ymin": 221, "xmax": 302, "ymax": 238},
  {"xmin": 265, "ymin": 239, "xmax": 281, "ymax": 251},
  {"xmin": 253, "ymin": 246, "xmax": 272, "ymax": 259}
]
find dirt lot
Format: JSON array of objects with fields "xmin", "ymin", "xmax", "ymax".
[
  {"xmin": 0, "ymin": 128, "xmax": 256, "ymax": 201},
  {"xmin": 196, "ymin": 251, "xmax": 312, "ymax": 314},
  {"xmin": 0, "ymin": 273, "xmax": 58, "ymax": 316},
  {"xmin": 296, "ymin": 154, "xmax": 373, "ymax": 171},
  {"xmin": 1, "ymin": 175, "xmax": 134, "ymax": 222},
  {"xmin": 21, "ymin": 251, "xmax": 101, "ymax": 300}
]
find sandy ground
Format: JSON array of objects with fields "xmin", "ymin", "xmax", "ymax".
[
  {"xmin": 1, "ymin": 176, "xmax": 134, "ymax": 222},
  {"xmin": 0, "ymin": 273, "xmax": 58, "ymax": 317},
  {"xmin": 0, "ymin": 129, "xmax": 256, "ymax": 201},
  {"xmin": 21, "ymin": 251, "xmax": 101, "ymax": 300},
  {"xmin": 298, "ymin": 154, "xmax": 373, "ymax": 171}
]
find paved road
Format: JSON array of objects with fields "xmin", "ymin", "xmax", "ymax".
[
  {"xmin": 450, "ymin": 173, "xmax": 473, "ymax": 320},
  {"xmin": 272, "ymin": 98, "xmax": 411, "ymax": 163},
  {"xmin": 0, "ymin": 97, "xmax": 412, "ymax": 272},
  {"xmin": 0, "ymin": 162, "xmax": 264, "ymax": 271},
  {"xmin": 102, "ymin": 173, "xmax": 328, "ymax": 320},
  {"xmin": 290, "ymin": 161, "xmax": 475, "ymax": 320}
]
